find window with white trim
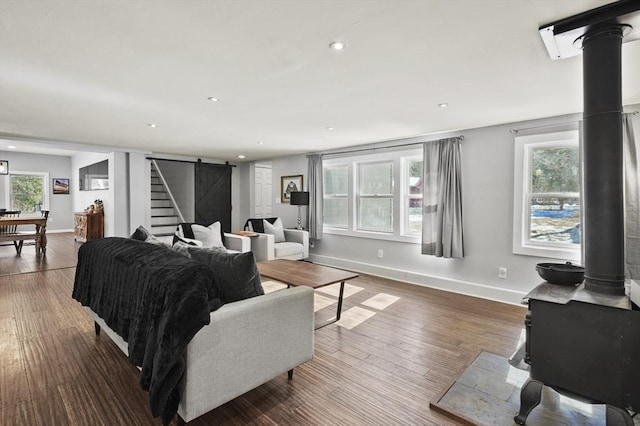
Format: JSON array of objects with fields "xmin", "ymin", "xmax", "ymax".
[
  {"xmin": 323, "ymin": 164, "xmax": 349, "ymax": 228},
  {"xmin": 4, "ymin": 171, "xmax": 50, "ymax": 215},
  {"xmin": 513, "ymin": 130, "xmax": 581, "ymax": 260},
  {"xmin": 323, "ymin": 149, "xmax": 422, "ymax": 242}
]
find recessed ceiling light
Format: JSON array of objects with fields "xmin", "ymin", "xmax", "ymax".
[
  {"xmin": 438, "ymin": 103, "xmax": 449, "ymax": 108},
  {"xmin": 148, "ymin": 123, "xmax": 158, "ymax": 128},
  {"xmin": 237, "ymin": 154, "xmax": 246, "ymax": 159},
  {"xmin": 329, "ymin": 41, "xmax": 346, "ymax": 51},
  {"xmin": 256, "ymin": 141, "xmax": 263, "ymax": 145},
  {"xmin": 207, "ymin": 97, "xmax": 220, "ymax": 102},
  {"xmin": 326, "ymin": 127, "xmax": 335, "ymax": 131},
  {"xmin": 7, "ymin": 145, "xmax": 16, "ymax": 149}
]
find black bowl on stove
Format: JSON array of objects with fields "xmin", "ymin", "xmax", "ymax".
[{"xmin": 536, "ymin": 262, "xmax": 585, "ymax": 286}]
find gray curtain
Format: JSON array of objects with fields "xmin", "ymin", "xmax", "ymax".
[
  {"xmin": 421, "ymin": 137, "xmax": 464, "ymax": 258},
  {"xmin": 307, "ymin": 153, "xmax": 323, "ymax": 240},
  {"xmin": 624, "ymin": 113, "xmax": 639, "ymax": 280}
]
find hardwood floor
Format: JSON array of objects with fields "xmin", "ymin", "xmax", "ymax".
[
  {"xmin": 0, "ymin": 232, "xmax": 80, "ymax": 276},
  {"xmin": 0, "ymin": 235, "xmax": 526, "ymax": 425}
]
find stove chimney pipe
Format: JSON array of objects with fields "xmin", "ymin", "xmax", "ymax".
[{"xmin": 582, "ymin": 20, "xmax": 626, "ymax": 295}]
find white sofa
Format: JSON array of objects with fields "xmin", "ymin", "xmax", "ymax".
[{"xmin": 87, "ymin": 285, "xmax": 314, "ymax": 424}]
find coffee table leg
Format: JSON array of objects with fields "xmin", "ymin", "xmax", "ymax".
[
  {"xmin": 335, "ymin": 281, "xmax": 345, "ymax": 321},
  {"xmin": 315, "ymin": 281, "xmax": 345, "ymax": 330}
]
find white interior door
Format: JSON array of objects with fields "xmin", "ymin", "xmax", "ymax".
[{"xmin": 254, "ymin": 165, "xmax": 272, "ymax": 218}]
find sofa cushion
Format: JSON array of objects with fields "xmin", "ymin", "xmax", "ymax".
[
  {"xmin": 172, "ymin": 234, "xmax": 203, "ymax": 247},
  {"xmin": 187, "ymin": 248, "xmax": 264, "ymax": 303},
  {"xmin": 245, "ymin": 217, "xmax": 278, "ymax": 233},
  {"xmin": 263, "ymin": 218, "xmax": 285, "ymax": 242},
  {"xmin": 274, "ymin": 241, "xmax": 304, "ymax": 258},
  {"xmin": 130, "ymin": 225, "xmax": 171, "ymax": 248},
  {"xmin": 177, "ymin": 222, "xmax": 225, "ymax": 249}
]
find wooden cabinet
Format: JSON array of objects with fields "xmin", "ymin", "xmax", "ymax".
[{"xmin": 74, "ymin": 212, "xmax": 104, "ymax": 242}]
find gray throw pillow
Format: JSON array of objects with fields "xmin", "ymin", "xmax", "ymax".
[
  {"xmin": 130, "ymin": 225, "xmax": 170, "ymax": 247},
  {"xmin": 188, "ymin": 247, "xmax": 264, "ymax": 303}
]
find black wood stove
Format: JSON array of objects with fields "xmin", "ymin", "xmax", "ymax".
[{"xmin": 514, "ymin": 1, "xmax": 640, "ymax": 425}]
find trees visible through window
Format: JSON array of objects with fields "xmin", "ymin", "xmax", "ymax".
[
  {"xmin": 513, "ymin": 130, "xmax": 580, "ymax": 260},
  {"xmin": 406, "ymin": 159, "xmax": 423, "ymax": 235},
  {"xmin": 528, "ymin": 145, "xmax": 580, "ymax": 245},
  {"xmin": 10, "ymin": 173, "xmax": 47, "ymax": 213}
]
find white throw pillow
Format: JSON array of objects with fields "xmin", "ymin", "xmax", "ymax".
[
  {"xmin": 177, "ymin": 222, "xmax": 225, "ymax": 249},
  {"xmin": 263, "ymin": 218, "xmax": 285, "ymax": 243}
]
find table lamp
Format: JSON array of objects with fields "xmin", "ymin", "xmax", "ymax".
[{"xmin": 290, "ymin": 191, "xmax": 309, "ymax": 230}]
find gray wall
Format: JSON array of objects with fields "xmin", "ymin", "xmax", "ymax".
[
  {"xmin": 0, "ymin": 151, "xmax": 74, "ymax": 231},
  {"xmin": 246, "ymin": 106, "xmax": 639, "ymax": 305}
]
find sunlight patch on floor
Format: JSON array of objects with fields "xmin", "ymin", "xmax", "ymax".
[
  {"xmin": 315, "ymin": 283, "xmax": 363, "ymax": 298},
  {"xmin": 337, "ymin": 306, "xmax": 376, "ymax": 330},
  {"xmin": 361, "ymin": 293, "xmax": 400, "ymax": 310},
  {"xmin": 314, "ymin": 293, "xmax": 337, "ymax": 312}
]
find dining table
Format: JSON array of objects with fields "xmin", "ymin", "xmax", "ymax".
[{"xmin": 0, "ymin": 216, "xmax": 48, "ymax": 255}]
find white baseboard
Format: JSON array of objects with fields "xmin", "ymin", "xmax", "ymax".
[
  {"xmin": 308, "ymin": 254, "xmax": 528, "ymax": 307},
  {"xmin": 46, "ymin": 229, "xmax": 75, "ymax": 234}
]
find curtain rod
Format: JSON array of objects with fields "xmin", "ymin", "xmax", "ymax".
[
  {"xmin": 146, "ymin": 157, "xmax": 236, "ymax": 167},
  {"xmin": 509, "ymin": 110, "xmax": 638, "ymax": 134},
  {"xmin": 311, "ymin": 135, "xmax": 464, "ymax": 158}
]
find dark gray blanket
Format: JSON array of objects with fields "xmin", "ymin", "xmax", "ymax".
[{"xmin": 72, "ymin": 237, "xmax": 221, "ymax": 425}]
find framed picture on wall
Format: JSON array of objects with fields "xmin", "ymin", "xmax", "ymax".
[
  {"xmin": 53, "ymin": 178, "xmax": 70, "ymax": 194},
  {"xmin": 281, "ymin": 175, "xmax": 303, "ymax": 204}
]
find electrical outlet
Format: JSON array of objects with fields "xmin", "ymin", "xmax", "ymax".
[
  {"xmin": 309, "ymin": 240, "xmax": 315, "ymax": 248},
  {"xmin": 377, "ymin": 249, "xmax": 384, "ymax": 258},
  {"xmin": 498, "ymin": 267, "xmax": 508, "ymax": 279}
]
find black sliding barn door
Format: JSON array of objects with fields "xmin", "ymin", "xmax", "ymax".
[{"xmin": 194, "ymin": 163, "xmax": 232, "ymax": 232}]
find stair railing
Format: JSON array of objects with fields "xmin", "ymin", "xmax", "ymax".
[{"xmin": 151, "ymin": 159, "xmax": 185, "ymax": 224}]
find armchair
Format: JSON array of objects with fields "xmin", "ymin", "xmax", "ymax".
[{"xmin": 244, "ymin": 217, "xmax": 309, "ymax": 261}]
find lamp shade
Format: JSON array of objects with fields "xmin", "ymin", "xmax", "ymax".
[{"xmin": 290, "ymin": 191, "xmax": 309, "ymax": 206}]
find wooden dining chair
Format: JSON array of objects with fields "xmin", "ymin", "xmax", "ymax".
[
  {"xmin": 14, "ymin": 210, "xmax": 49, "ymax": 252},
  {"xmin": 0, "ymin": 210, "xmax": 22, "ymax": 252}
]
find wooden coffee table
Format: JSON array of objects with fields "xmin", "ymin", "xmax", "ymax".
[{"xmin": 257, "ymin": 259, "xmax": 359, "ymax": 329}]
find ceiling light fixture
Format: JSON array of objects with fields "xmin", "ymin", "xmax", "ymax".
[
  {"xmin": 326, "ymin": 127, "xmax": 335, "ymax": 131},
  {"xmin": 257, "ymin": 141, "xmax": 264, "ymax": 145},
  {"xmin": 438, "ymin": 103, "xmax": 449, "ymax": 108},
  {"xmin": 148, "ymin": 123, "xmax": 158, "ymax": 128},
  {"xmin": 329, "ymin": 41, "xmax": 346, "ymax": 51},
  {"xmin": 7, "ymin": 145, "xmax": 16, "ymax": 149},
  {"xmin": 207, "ymin": 97, "xmax": 220, "ymax": 102},
  {"xmin": 237, "ymin": 154, "xmax": 246, "ymax": 159}
]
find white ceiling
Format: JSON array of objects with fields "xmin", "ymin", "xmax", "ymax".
[{"xmin": 1, "ymin": 0, "xmax": 639, "ymax": 161}]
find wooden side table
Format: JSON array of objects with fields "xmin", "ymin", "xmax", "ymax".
[{"xmin": 74, "ymin": 211, "xmax": 104, "ymax": 242}]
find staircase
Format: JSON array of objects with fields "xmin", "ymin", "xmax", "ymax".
[{"xmin": 150, "ymin": 163, "xmax": 181, "ymax": 237}]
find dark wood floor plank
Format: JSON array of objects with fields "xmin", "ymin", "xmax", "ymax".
[{"xmin": 0, "ymin": 234, "xmax": 527, "ymax": 425}]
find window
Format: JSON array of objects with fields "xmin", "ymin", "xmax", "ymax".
[
  {"xmin": 513, "ymin": 130, "xmax": 580, "ymax": 260},
  {"xmin": 406, "ymin": 159, "xmax": 423, "ymax": 235},
  {"xmin": 4, "ymin": 171, "xmax": 49, "ymax": 214},
  {"xmin": 357, "ymin": 161, "xmax": 393, "ymax": 232},
  {"xmin": 323, "ymin": 165, "xmax": 349, "ymax": 228},
  {"xmin": 323, "ymin": 149, "xmax": 421, "ymax": 242}
]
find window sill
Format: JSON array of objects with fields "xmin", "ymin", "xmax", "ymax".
[
  {"xmin": 323, "ymin": 227, "xmax": 421, "ymax": 244},
  {"xmin": 514, "ymin": 243, "xmax": 581, "ymax": 262}
]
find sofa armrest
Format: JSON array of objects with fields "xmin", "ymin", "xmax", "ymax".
[
  {"xmin": 178, "ymin": 286, "xmax": 314, "ymax": 422},
  {"xmin": 223, "ymin": 233, "xmax": 250, "ymax": 253},
  {"xmin": 249, "ymin": 233, "xmax": 274, "ymax": 261},
  {"xmin": 284, "ymin": 229, "xmax": 309, "ymax": 259}
]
